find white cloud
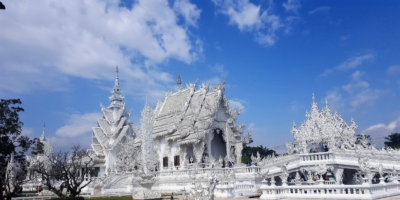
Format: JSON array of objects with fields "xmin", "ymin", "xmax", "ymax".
[
  {"xmin": 343, "ymin": 71, "xmax": 386, "ymax": 107},
  {"xmin": 363, "ymin": 117, "xmax": 400, "ymax": 148},
  {"xmin": 325, "ymin": 71, "xmax": 387, "ymax": 109},
  {"xmin": 55, "ymin": 112, "xmax": 102, "ymax": 138},
  {"xmin": 387, "ymin": 65, "xmax": 400, "ymax": 77},
  {"xmin": 325, "ymin": 89, "xmax": 344, "ymax": 112},
  {"xmin": 229, "ymin": 99, "xmax": 245, "ymax": 112},
  {"xmin": 319, "ymin": 53, "xmax": 375, "ymax": 77},
  {"xmin": 283, "ymin": 0, "xmax": 301, "ymax": 14},
  {"xmin": 308, "ymin": 6, "xmax": 330, "ymax": 15},
  {"xmin": 212, "ymin": 0, "xmax": 283, "ymax": 46},
  {"xmin": 337, "ymin": 54, "xmax": 375, "ymax": 70},
  {"xmin": 211, "ymin": 64, "xmax": 229, "ymax": 78},
  {"xmin": 173, "ymin": 0, "xmax": 202, "ymax": 27},
  {"xmin": 0, "ymin": 0, "xmax": 202, "ymax": 97},
  {"xmin": 213, "ymin": 0, "xmax": 263, "ymax": 31}
]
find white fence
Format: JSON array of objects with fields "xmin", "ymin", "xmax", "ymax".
[
  {"xmin": 12, "ymin": 196, "xmax": 57, "ymax": 200},
  {"xmin": 260, "ymin": 181, "xmax": 400, "ymax": 199}
]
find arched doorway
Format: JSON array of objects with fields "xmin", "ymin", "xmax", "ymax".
[{"xmin": 211, "ymin": 129, "xmax": 227, "ymax": 159}]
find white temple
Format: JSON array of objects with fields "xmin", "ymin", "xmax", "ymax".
[
  {"xmin": 24, "ymin": 124, "xmax": 54, "ymax": 191},
  {"xmin": 26, "ymin": 67, "xmax": 400, "ymax": 199}
]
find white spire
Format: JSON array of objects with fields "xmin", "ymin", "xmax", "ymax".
[
  {"xmin": 145, "ymin": 92, "xmax": 149, "ymax": 107},
  {"xmin": 109, "ymin": 65, "xmax": 124, "ymax": 103},
  {"xmin": 40, "ymin": 123, "xmax": 46, "ymax": 141}
]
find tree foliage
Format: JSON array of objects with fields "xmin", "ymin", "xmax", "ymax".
[
  {"xmin": 384, "ymin": 133, "xmax": 400, "ymax": 149},
  {"xmin": 31, "ymin": 139, "xmax": 45, "ymax": 156},
  {"xmin": 0, "ymin": 99, "xmax": 35, "ymax": 195},
  {"xmin": 30, "ymin": 145, "xmax": 100, "ymax": 197},
  {"xmin": 241, "ymin": 145, "xmax": 276, "ymax": 164}
]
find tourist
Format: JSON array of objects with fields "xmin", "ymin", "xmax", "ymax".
[
  {"xmin": 248, "ymin": 163, "xmax": 252, "ymax": 167},
  {"xmin": 324, "ymin": 145, "xmax": 329, "ymax": 152}
]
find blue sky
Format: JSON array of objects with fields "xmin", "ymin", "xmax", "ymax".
[{"xmin": 1, "ymin": 0, "xmax": 400, "ymax": 153}]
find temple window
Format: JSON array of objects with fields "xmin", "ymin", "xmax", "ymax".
[
  {"xmin": 174, "ymin": 155, "xmax": 180, "ymax": 166},
  {"xmin": 163, "ymin": 157, "xmax": 168, "ymax": 167}
]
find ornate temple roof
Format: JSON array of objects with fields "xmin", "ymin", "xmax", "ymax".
[
  {"xmin": 291, "ymin": 94, "xmax": 358, "ymax": 145},
  {"xmin": 153, "ymin": 81, "xmax": 243, "ymax": 145},
  {"xmin": 91, "ymin": 66, "xmax": 132, "ymax": 155}
]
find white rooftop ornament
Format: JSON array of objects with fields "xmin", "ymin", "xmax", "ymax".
[
  {"xmin": 289, "ymin": 94, "xmax": 358, "ymax": 153},
  {"xmin": 91, "ymin": 65, "xmax": 134, "ymax": 174}
]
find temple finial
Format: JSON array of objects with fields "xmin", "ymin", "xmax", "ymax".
[
  {"xmin": 177, "ymin": 73, "xmax": 182, "ymax": 90},
  {"xmin": 41, "ymin": 123, "xmax": 46, "ymax": 141},
  {"xmin": 311, "ymin": 93, "xmax": 318, "ymax": 111},
  {"xmin": 177, "ymin": 73, "xmax": 182, "ymax": 85},
  {"xmin": 116, "ymin": 65, "xmax": 119, "ymax": 79},
  {"xmin": 145, "ymin": 92, "xmax": 149, "ymax": 107},
  {"xmin": 109, "ymin": 66, "xmax": 124, "ymax": 103}
]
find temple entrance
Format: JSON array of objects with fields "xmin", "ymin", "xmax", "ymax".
[{"xmin": 211, "ymin": 129, "xmax": 227, "ymax": 159}]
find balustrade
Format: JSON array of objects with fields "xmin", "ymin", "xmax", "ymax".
[
  {"xmin": 260, "ymin": 181, "xmax": 400, "ymax": 199},
  {"xmin": 300, "ymin": 152, "xmax": 333, "ymax": 162}
]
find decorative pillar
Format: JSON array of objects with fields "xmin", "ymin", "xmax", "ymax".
[
  {"xmin": 280, "ymin": 174, "xmax": 288, "ymax": 186},
  {"xmin": 259, "ymin": 177, "xmax": 278, "ymax": 200},
  {"xmin": 333, "ymin": 168, "xmax": 344, "ymax": 185},
  {"xmin": 207, "ymin": 132, "xmax": 214, "ymax": 160},
  {"xmin": 193, "ymin": 141, "xmax": 205, "ymax": 163},
  {"xmin": 235, "ymin": 143, "xmax": 243, "ymax": 166}
]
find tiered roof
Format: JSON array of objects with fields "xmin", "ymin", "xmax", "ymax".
[
  {"xmin": 91, "ymin": 66, "xmax": 131, "ymax": 156},
  {"xmin": 153, "ymin": 82, "xmax": 244, "ymax": 145}
]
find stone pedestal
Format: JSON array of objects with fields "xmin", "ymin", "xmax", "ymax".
[
  {"xmin": 317, "ymin": 176, "xmax": 324, "ymax": 185},
  {"xmin": 132, "ymin": 174, "xmax": 161, "ymax": 200},
  {"xmin": 214, "ymin": 181, "xmax": 237, "ymax": 198},
  {"xmin": 260, "ymin": 179, "xmax": 278, "ymax": 200}
]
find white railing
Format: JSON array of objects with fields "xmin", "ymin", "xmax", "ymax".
[
  {"xmin": 236, "ymin": 183, "xmax": 254, "ymax": 190},
  {"xmin": 155, "ymin": 166, "xmax": 260, "ymax": 177},
  {"xmin": 260, "ymin": 181, "xmax": 400, "ymax": 199},
  {"xmin": 235, "ymin": 166, "xmax": 261, "ymax": 173},
  {"xmin": 324, "ymin": 180, "xmax": 336, "ymax": 185},
  {"xmin": 80, "ymin": 193, "xmax": 128, "ymax": 199},
  {"xmin": 12, "ymin": 196, "xmax": 57, "ymax": 200},
  {"xmin": 299, "ymin": 152, "xmax": 333, "ymax": 162}
]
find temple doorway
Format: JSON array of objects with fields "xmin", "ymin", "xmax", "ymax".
[{"xmin": 211, "ymin": 129, "xmax": 227, "ymax": 159}]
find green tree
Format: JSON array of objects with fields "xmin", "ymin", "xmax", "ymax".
[
  {"xmin": 0, "ymin": 99, "xmax": 35, "ymax": 197},
  {"xmin": 384, "ymin": 133, "xmax": 400, "ymax": 149},
  {"xmin": 241, "ymin": 145, "xmax": 276, "ymax": 164},
  {"xmin": 31, "ymin": 140, "xmax": 44, "ymax": 156}
]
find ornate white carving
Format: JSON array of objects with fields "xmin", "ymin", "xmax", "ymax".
[
  {"xmin": 5, "ymin": 152, "xmax": 16, "ymax": 192},
  {"xmin": 289, "ymin": 95, "xmax": 361, "ymax": 153}
]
